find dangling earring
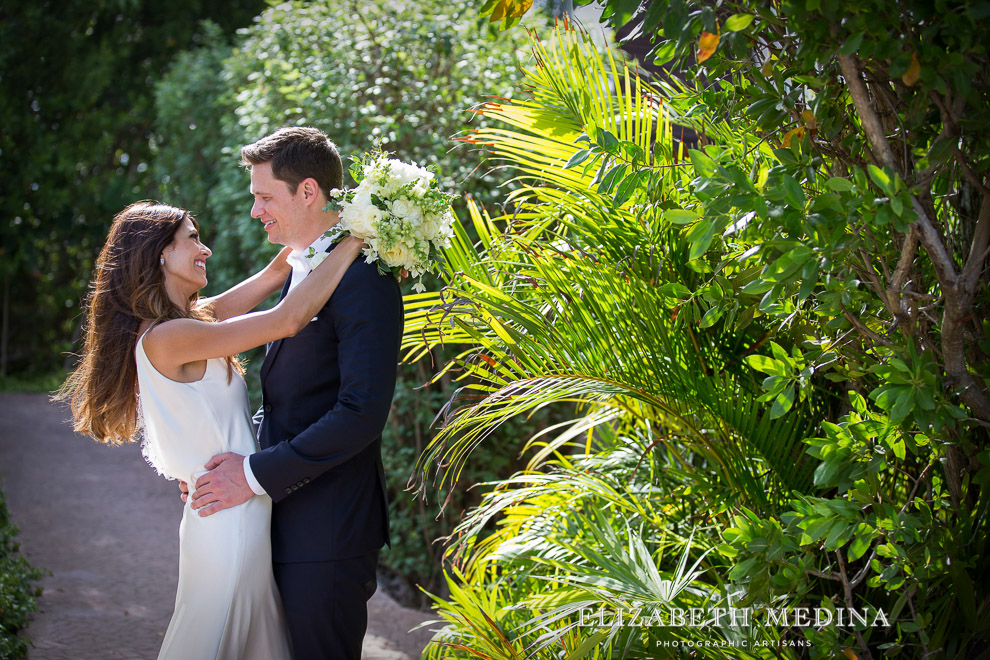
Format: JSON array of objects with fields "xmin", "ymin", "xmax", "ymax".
[{"xmin": 160, "ymin": 257, "xmax": 165, "ymax": 266}]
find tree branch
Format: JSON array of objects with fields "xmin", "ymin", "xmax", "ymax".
[
  {"xmin": 841, "ymin": 304, "xmax": 894, "ymax": 347},
  {"xmin": 838, "ymin": 52, "xmax": 990, "ymax": 422},
  {"xmin": 837, "ymin": 550, "xmax": 873, "ymax": 660},
  {"xmin": 961, "ymin": 193, "xmax": 990, "ymax": 299},
  {"xmin": 890, "ymin": 226, "xmax": 919, "ymax": 300},
  {"xmin": 837, "ymin": 54, "xmax": 958, "ymax": 287}
]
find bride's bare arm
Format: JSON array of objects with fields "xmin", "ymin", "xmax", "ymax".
[
  {"xmin": 196, "ymin": 246, "xmax": 292, "ymax": 321},
  {"xmin": 144, "ymin": 236, "xmax": 365, "ymax": 369}
]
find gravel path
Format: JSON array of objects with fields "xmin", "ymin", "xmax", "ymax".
[{"xmin": 0, "ymin": 393, "xmax": 437, "ymax": 660}]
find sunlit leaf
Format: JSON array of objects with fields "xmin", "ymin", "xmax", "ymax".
[
  {"xmin": 724, "ymin": 13, "xmax": 755, "ymax": 31},
  {"xmin": 697, "ymin": 31, "xmax": 720, "ymax": 63},
  {"xmin": 782, "ymin": 126, "xmax": 805, "ymax": 148},
  {"xmin": 665, "ymin": 208, "xmax": 699, "ymax": 225},
  {"xmin": 487, "ymin": 0, "xmax": 534, "ymax": 25}
]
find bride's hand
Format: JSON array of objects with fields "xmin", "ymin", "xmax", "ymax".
[
  {"xmin": 267, "ymin": 246, "xmax": 293, "ymax": 278},
  {"xmin": 341, "ymin": 235, "xmax": 365, "ymax": 255}
]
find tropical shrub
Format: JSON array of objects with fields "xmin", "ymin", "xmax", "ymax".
[
  {"xmin": 405, "ymin": 1, "xmax": 989, "ymax": 655},
  {"xmin": 0, "ymin": 487, "xmax": 43, "ymax": 660}
]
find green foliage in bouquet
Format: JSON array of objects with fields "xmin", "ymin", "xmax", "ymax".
[{"xmin": 405, "ymin": 2, "xmax": 989, "ymax": 656}]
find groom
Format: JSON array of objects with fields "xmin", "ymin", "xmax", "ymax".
[{"xmin": 190, "ymin": 126, "xmax": 403, "ymax": 659}]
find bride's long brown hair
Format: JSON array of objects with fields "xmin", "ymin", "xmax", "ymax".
[{"xmin": 56, "ymin": 201, "xmax": 241, "ymax": 444}]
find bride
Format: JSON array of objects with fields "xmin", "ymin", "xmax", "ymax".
[{"xmin": 57, "ymin": 200, "xmax": 363, "ymax": 659}]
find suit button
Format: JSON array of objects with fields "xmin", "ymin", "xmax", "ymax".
[
  {"xmin": 303, "ymin": 478, "xmax": 311, "ymax": 484},
  {"xmin": 284, "ymin": 488, "xmax": 292, "ymax": 495},
  {"xmin": 263, "ymin": 404, "xmax": 272, "ymax": 413}
]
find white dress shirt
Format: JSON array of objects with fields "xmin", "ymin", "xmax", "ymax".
[{"xmin": 243, "ymin": 230, "xmax": 340, "ymax": 495}]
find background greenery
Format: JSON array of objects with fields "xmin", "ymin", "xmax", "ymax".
[{"xmin": 0, "ymin": 0, "xmax": 266, "ymax": 381}]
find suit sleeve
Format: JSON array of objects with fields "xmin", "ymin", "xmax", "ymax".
[{"xmin": 248, "ymin": 264, "xmax": 402, "ymax": 502}]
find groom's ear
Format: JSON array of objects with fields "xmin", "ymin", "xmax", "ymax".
[{"xmin": 299, "ymin": 177, "xmax": 320, "ymax": 205}]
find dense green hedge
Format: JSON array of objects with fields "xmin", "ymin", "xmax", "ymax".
[
  {"xmin": 0, "ymin": 488, "xmax": 43, "ymax": 660},
  {"xmin": 0, "ymin": 1, "xmax": 265, "ymax": 380}
]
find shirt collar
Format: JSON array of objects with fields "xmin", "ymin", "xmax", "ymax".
[{"xmin": 285, "ymin": 228, "xmax": 340, "ymax": 274}]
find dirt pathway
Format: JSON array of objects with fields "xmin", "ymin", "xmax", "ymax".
[{"xmin": 0, "ymin": 393, "xmax": 437, "ymax": 660}]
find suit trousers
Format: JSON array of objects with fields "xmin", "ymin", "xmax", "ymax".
[{"xmin": 273, "ymin": 551, "xmax": 380, "ymax": 660}]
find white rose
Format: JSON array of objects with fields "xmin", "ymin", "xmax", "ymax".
[
  {"xmin": 391, "ymin": 198, "xmax": 413, "ymax": 219},
  {"xmin": 419, "ymin": 213, "xmax": 441, "ymax": 239},
  {"xmin": 378, "ymin": 241, "xmax": 414, "ymax": 269},
  {"xmin": 405, "ymin": 205, "xmax": 423, "ymax": 225},
  {"xmin": 340, "ymin": 195, "xmax": 381, "ymax": 239}
]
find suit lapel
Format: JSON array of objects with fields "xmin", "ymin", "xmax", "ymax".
[{"xmin": 260, "ymin": 272, "xmax": 293, "ymax": 383}]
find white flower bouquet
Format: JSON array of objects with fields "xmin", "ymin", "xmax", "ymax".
[{"xmin": 323, "ymin": 150, "xmax": 456, "ymax": 292}]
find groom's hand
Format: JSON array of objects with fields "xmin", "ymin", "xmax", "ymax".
[{"xmin": 191, "ymin": 453, "xmax": 254, "ymax": 517}]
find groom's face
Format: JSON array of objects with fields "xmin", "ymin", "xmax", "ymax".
[{"xmin": 249, "ymin": 161, "xmax": 307, "ymax": 250}]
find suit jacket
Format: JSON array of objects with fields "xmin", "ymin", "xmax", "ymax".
[{"xmin": 249, "ymin": 246, "xmax": 403, "ymax": 563}]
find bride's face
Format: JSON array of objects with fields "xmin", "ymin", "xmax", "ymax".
[{"xmin": 161, "ymin": 217, "xmax": 211, "ymax": 300}]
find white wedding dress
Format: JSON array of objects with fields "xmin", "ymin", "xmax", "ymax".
[{"xmin": 135, "ymin": 330, "xmax": 292, "ymax": 660}]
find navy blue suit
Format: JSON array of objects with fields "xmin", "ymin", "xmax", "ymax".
[{"xmin": 249, "ymin": 244, "xmax": 402, "ymax": 659}]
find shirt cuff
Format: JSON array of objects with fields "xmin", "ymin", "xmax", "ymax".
[{"xmin": 243, "ymin": 455, "xmax": 267, "ymax": 495}]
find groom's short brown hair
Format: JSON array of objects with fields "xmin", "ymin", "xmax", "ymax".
[{"xmin": 241, "ymin": 126, "xmax": 343, "ymax": 198}]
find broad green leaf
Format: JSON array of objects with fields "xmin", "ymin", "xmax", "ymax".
[
  {"xmin": 660, "ymin": 282, "xmax": 692, "ymax": 298},
  {"xmin": 741, "ymin": 277, "xmax": 775, "ymax": 295},
  {"xmin": 612, "ymin": 170, "xmax": 642, "ymax": 206},
  {"xmin": 847, "ymin": 530, "xmax": 873, "ymax": 562},
  {"xmin": 597, "ymin": 163, "xmax": 627, "ymax": 194},
  {"xmin": 563, "ymin": 148, "xmax": 590, "ymax": 169},
  {"xmin": 698, "ymin": 304, "xmax": 723, "ymax": 328},
  {"xmin": 665, "ymin": 208, "xmax": 700, "ymax": 225},
  {"xmin": 745, "ymin": 355, "xmax": 780, "ymax": 374},
  {"xmin": 825, "ymin": 520, "xmax": 850, "ymax": 549},
  {"xmin": 890, "ymin": 195, "xmax": 903, "ymax": 216},
  {"xmin": 689, "ymin": 148, "xmax": 716, "ymax": 177},
  {"xmin": 620, "ymin": 140, "xmax": 645, "ymax": 161},
  {"xmin": 770, "ymin": 385, "xmax": 795, "ymax": 419},
  {"xmin": 781, "ymin": 174, "xmax": 806, "ymax": 208},
  {"xmin": 686, "ymin": 219, "xmax": 716, "ymax": 260},
  {"xmin": 839, "ymin": 31, "xmax": 864, "ymax": 56},
  {"xmin": 716, "ymin": 543, "xmax": 739, "ymax": 558},
  {"xmin": 725, "ymin": 13, "xmax": 755, "ymax": 31},
  {"xmin": 868, "ymin": 164, "xmax": 893, "ymax": 193},
  {"xmin": 827, "ymin": 177, "xmax": 854, "ymax": 192}
]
